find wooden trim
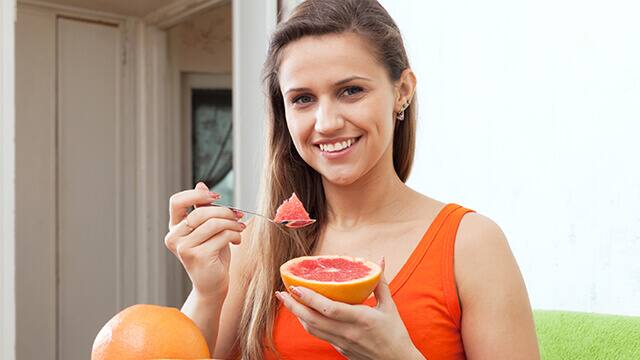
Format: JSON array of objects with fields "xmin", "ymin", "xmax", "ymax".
[
  {"xmin": 56, "ymin": 14, "xmax": 118, "ymax": 27},
  {"xmin": 1, "ymin": 0, "xmax": 17, "ymax": 358},
  {"xmin": 134, "ymin": 22, "xmax": 178, "ymax": 305},
  {"xmin": 144, "ymin": 0, "xmax": 228, "ymax": 30},
  {"xmin": 118, "ymin": 18, "xmax": 139, "ymax": 308},
  {"xmin": 18, "ymin": 0, "xmax": 130, "ymax": 22}
]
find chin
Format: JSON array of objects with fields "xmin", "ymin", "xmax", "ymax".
[{"xmin": 320, "ymin": 171, "xmax": 361, "ymax": 186}]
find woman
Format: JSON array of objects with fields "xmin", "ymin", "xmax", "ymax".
[{"xmin": 163, "ymin": 0, "xmax": 540, "ymax": 359}]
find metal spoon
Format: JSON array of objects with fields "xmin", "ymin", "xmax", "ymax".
[{"xmin": 212, "ymin": 203, "xmax": 316, "ymax": 229}]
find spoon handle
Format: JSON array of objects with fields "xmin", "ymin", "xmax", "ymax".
[{"xmin": 212, "ymin": 203, "xmax": 278, "ymax": 225}]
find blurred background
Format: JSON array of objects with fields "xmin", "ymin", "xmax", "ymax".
[{"xmin": 0, "ymin": 0, "xmax": 638, "ymax": 359}]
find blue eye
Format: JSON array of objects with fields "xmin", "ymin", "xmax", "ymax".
[
  {"xmin": 293, "ymin": 95, "xmax": 313, "ymax": 104},
  {"xmin": 342, "ymin": 86, "xmax": 363, "ymax": 96}
]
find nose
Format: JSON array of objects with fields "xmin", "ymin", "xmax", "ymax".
[{"xmin": 314, "ymin": 99, "xmax": 344, "ymax": 134}]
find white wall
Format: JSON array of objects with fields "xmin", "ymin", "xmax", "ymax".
[
  {"xmin": 379, "ymin": 0, "xmax": 640, "ymax": 316},
  {"xmin": 232, "ymin": 0, "xmax": 277, "ymax": 210}
]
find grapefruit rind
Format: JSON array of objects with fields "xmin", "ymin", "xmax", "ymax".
[{"xmin": 280, "ymin": 255, "xmax": 382, "ymax": 304}]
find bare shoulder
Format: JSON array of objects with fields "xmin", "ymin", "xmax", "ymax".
[
  {"xmin": 454, "ymin": 212, "xmax": 514, "ymax": 296},
  {"xmin": 455, "ymin": 212, "xmax": 510, "ymax": 261},
  {"xmin": 453, "ymin": 212, "xmax": 540, "ymax": 359}
]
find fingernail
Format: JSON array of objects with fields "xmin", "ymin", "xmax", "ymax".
[
  {"xmin": 274, "ymin": 291, "xmax": 283, "ymax": 301},
  {"xmin": 234, "ymin": 210, "xmax": 244, "ymax": 219},
  {"xmin": 240, "ymin": 222, "xmax": 246, "ymax": 229},
  {"xmin": 290, "ymin": 286, "xmax": 303, "ymax": 298},
  {"xmin": 209, "ymin": 191, "xmax": 220, "ymax": 198}
]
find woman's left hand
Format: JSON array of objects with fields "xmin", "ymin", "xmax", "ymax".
[{"xmin": 275, "ymin": 260, "xmax": 425, "ymax": 360}]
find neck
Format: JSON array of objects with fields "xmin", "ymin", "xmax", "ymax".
[{"xmin": 322, "ymin": 150, "xmax": 413, "ymax": 230}]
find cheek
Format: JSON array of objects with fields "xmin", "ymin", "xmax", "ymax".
[
  {"xmin": 348, "ymin": 99, "xmax": 393, "ymax": 138},
  {"xmin": 286, "ymin": 115, "xmax": 313, "ymax": 151}
]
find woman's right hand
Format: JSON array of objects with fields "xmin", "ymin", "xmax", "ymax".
[{"xmin": 164, "ymin": 182, "xmax": 245, "ymax": 301}]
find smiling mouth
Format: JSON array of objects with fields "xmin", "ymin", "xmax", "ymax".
[{"xmin": 316, "ymin": 137, "xmax": 361, "ymax": 153}]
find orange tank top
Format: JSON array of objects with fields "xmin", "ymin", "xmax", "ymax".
[{"xmin": 264, "ymin": 203, "xmax": 474, "ymax": 360}]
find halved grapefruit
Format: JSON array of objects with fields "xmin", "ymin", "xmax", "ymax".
[{"xmin": 280, "ymin": 255, "xmax": 382, "ymax": 304}]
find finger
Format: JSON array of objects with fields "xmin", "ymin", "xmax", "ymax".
[
  {"xmin": 297, "ymin": 318, "xmax": 347, "ymax": 349},
  {"xmin": 174, "ymin": 218, "xmax": 196, "ymax": 237},
  {"xmin": 374, "ymin": 257, "xmax": 394, "ymax": 311},
  {"xmin": 193, "ymin": 182, "xmax": 215, "ymax": 210},
  {"xmin": 183, "ymin": 218, "xmax": 245, "ymax": 248},
  {"xmin": 164, "ymin": 219, "xmax": 195, "ymax": 254},
  {"xmin": 290, "ymin": 286, "xmax": 365, "ymax": 323},
  {"xmin": 186, "ymin": 205, "xmax": 240, "ymax": 229},
  {"xmin": 169, "ymin": 184, "xmax": 220, "ymax": 227},
  {"xmin": 332, "ymin": 345, "xmax": 350, "ymax": 358},
  {"xmin": 193, "ymin": 229, "xmax": 243, "ymax": 256},
  {"xmin": 276, "ymin": 291, "xmax": 345, "ymax": 334}
]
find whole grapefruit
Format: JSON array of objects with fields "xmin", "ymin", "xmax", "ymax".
[{"xmin": 91, "ymin": 304, "xmax": 210, "ymax": 360}]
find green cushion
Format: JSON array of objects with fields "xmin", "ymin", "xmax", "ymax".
[{"xmin": 534, "ymin": 310, "xmax": 640, "ymax": 360}]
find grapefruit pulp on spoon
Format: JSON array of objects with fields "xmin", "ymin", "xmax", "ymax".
[
  {"xmin": 280, "ymin": 255, "xmax": 382, "ymax": 304},
  {"xmin": 274, "ymin": 192, "xmax": 315, "ymax": 228}
]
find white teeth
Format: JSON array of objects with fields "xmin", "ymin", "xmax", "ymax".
[{"xmin": 318, "ymin": 138, "xmax": 357, "ymax": 152}]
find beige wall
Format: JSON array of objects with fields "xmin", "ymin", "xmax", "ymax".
[{"xmin": 168, "ymin": 3, "xmax": 231, "ymax": 74}]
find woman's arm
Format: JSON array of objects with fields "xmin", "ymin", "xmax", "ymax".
[
  {"xmin": 211, "ymin": 228, "xmax": 253, "ymax": 359},
  {"xmin": 455, "ymin": 213, "xmax": 540, "ymax": 360},
  {"xmin": 181, "ymin": 288, "xmax": 226, "ymax": 352},
  {"xmin": 180, "ymin": 218, "xmax": 255, "ymax": 357},
  {"xmin": 212, "ymin": 219, "xmax": 255, "ymax": 358}
]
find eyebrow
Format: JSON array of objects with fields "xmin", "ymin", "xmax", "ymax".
[{"xmin": 284, "ymin": 76, "xmax": 373, "ymax": 96}]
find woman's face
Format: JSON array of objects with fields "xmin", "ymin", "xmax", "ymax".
[{"xmin": 278, "ymin": 32, "xmax": 403, "ymax": 186}]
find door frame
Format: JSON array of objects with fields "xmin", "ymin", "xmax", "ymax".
[
  {"xmin": 180, "ymin": 73, "xmax": 233, "ymax": 194},
  {"xmin": 1, "ymin": 0, "xmax": 16, "ymax": 358}
]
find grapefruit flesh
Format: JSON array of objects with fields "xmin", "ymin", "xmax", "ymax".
[
  {"xmin": 280, "ymin": 255, "xmax": 382, "ymax": 304},
  {"xmin": 274, "ymin": 193, "xmax": 312, "ymax": 223},
  {"xmin": 289, "ymin": 257, "xmax": 373, "ymax": 282}
]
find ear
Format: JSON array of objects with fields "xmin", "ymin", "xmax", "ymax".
[{"xmin": 394, "ymin": 68, "xmax": 417, "ymax": 112}]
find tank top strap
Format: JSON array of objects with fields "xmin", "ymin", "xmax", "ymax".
[
  {"xmin": 439, "ymin": 204, "xmax": 475, "ymax": 328},
  {"xmin": 388, "ymin": 203, "xmax": 463, "ymax": 296}
]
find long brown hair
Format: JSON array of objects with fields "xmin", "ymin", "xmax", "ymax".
[{"xmin": 237, "ymin": 1, "xmax": 416, "ymax": 358}]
